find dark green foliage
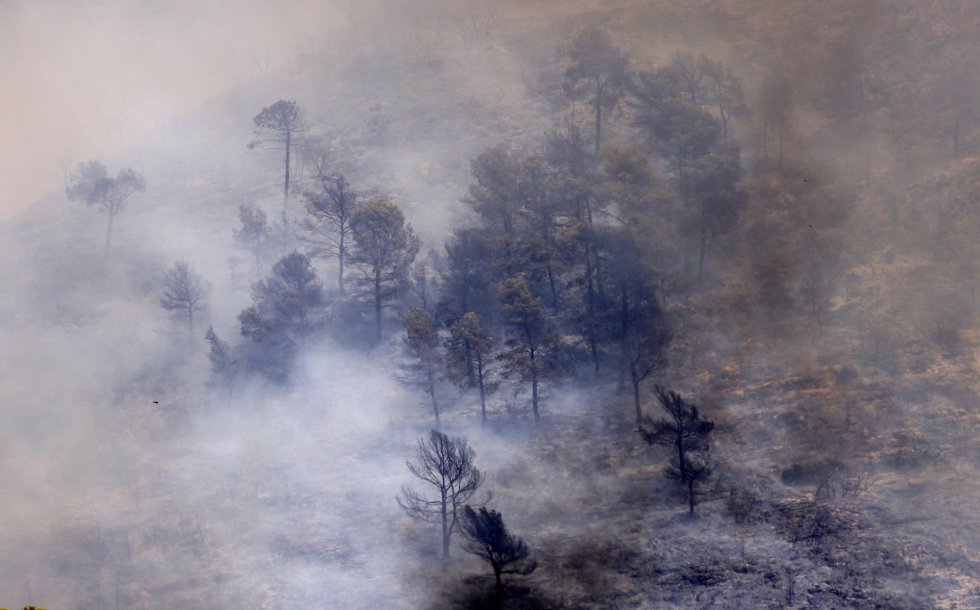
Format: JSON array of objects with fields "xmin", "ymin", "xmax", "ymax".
[
  {"xmin": 544, "ymin": 127, "xmax": 604, "ymax": 369},
  {"xmin": 238, "ymin": 252, "xmax": 326, "ymax": 382},
  {"xmin": 598, "ymin": 147, "xmax": 680, "ymax": 276},
  {"xmin": 597, "ymin": 228, "xmax": 672, "ymax": 405},
  {"xmin": 462, "ymin": 147, "xmax": 526, "ymax": 281},
  {"xmin": 631, "ymin": 70, "xmax": 720, "ymax": 166},
  {"xmin": 562, "ymin": 26, "xmax": 630, "ymax": 155},
  {"xmin": 438, "ymin": 228, "xmax": 498, "ymax": 326},
  {"xmin": 250, "ymin": 252, "xmax": 326, "ymax": 341},
  {"xmin": 630, "ymin": 58, "xmax": 737, "ymax": 253},
  {"xmin": 687, "ymin": 148, "xmax": 748, "ymax": 280},
  {"xmin": 349, "ymin": 196, "xmax": 421, "ymax": 342},
  {"xmin": 460, "ymin": 142, "xmax": 607, "ymax": 328}
]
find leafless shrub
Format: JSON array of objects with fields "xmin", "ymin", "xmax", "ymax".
[
  {"xmin": 815, "ymin": 460, "xmax": 877, "ymax": 501},
  {"xmin": 725, "ymin": 484, "xmax": 761, "ymax": 524},
  {"xmin": 777, "ymin": 500, "xmax": 855, "ymax": 549}
]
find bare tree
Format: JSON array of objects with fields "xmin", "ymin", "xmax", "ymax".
[
  {"xmin": 65, "ymin": 160, "xmax": 145, "ymax": 257},
  {"xmin": 398, "ymin": 430, "xmax": 488, "ymax": 559},
  {"xmin": 159, "ymin": 261, "xmax": 209, "ymax": 335},
  {"xmin": 459, "ymin": 506, "xmax": 537, "ymax": 603},
  {"xmin": 249, "ymin": 100, "xmax": 306, "ymax": 228}
]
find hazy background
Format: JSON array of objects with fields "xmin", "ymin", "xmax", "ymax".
[
  {"xmin": 0, "ymin": 1, "xmax": 977, "ymax": 608},
  {"xmin": 0, "ymin": 0, "xmax": 343, "ymax": 220}
]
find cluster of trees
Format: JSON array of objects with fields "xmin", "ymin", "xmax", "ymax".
[
  {"xmin": 188, "ymin": 30, "xmax": 751, "ymax": 427},
  {"xmin": 43, "ymin": 5, "xmax": 980, "ymax": 605},
  {"xmin": 389, "ymin": 31, "xmax": 750, "ymax": 424},
  {"xmin": 62, "ymin": 34, "xmax": 749, "ymax": 430},
  {"xmin": 52, "ymin": 12, "xmax": 980, "ymax": 607},
  {"xmin": 203, "ymin": 124, "xmax": 423, "ymax": 382}
]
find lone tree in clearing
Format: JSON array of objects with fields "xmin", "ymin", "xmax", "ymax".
[
  {"xmin": 459, "ymin": 506, "xmax": 537, "ymax": 603},
  {"xmin": 249, "ymin": 100, "xmax": 306, "ymax": 229},
  {"xmin": 65, "ymin": 160, "xmax": 145, "ymax": 257},
  {"xmin": 641, "ymin": 386, "xmax": 714, "ymax": 517},
  {"xmin": 398, "ymin": 430, "xmax": 488, "ymax": 559},
  {"xmin": 159, "ymin": 261, "xmax": 209, "ymax": 335}
]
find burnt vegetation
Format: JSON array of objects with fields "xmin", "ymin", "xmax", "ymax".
[{"xmin": 5, "ymin": 2, "xmax": 980, "ymax": 609}]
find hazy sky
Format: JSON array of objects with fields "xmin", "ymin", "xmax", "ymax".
[{"xmin": 0, "ymin": 0, "xmax": 341, "ymax": 221}]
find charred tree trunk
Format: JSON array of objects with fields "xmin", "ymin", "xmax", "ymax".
[
  {"xmin": 428, "ymin": 367, "xmax": 441, "ymax": 429},
  {"xmin": 374, "ymin": 268, "xmax": 383, "ymax": 342},
  {"xmin": 633, "ymin": 376, "xmax": 642, "ymax": 427},
  {"xmin": 493, "ymin": 567, "xmax": 504, "ymax": 609},
  {"xmin": 104, "ymin": 210, "xmax": 115, "ymax": 258},
  {"xmin": 531, "ymin": 375, "xmax": 540, "ymax": 423},
  {"xmin": 698, "ymin": 222, "xmax": 708, "ymax": 282},
  {"xmin": 594, "ymin": 77, "xmax": 603, "ymax": 157},
  {"xmin": 338, "ymin": 232, "xmax": 346, "ymax": 294},
  {"xmin": 585, "ymin": 243, "xmax": 599, "ymax": 373},
  {"xmin": 283, "ymin": 130, "xmax": 291, "ymax": 229},
  {"xmin": 477, "ymin": 353, "xmax": 487, "ymax": 425},
  {"xmin": 546, "ymin": 262, "xmax": 559, "ymax": 310},
  {"xmin": 441, "ymin": 489, "xmax": 450, "ymax": 558},
  {"xmin": 618, "ymin": 286, "xmax": 628, "ymax": 392},
  {"xmin": 464, "ymin": 342, "xmax": 476, "ymax": 386},
  {"xmin": 777, "ymin": 111, "xmax": 785, "ymax": 169}
]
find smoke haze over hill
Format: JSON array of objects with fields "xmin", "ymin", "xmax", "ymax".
[{"xmin": 1, "ymin": 1, "xmax": 978, "ymax": 608}]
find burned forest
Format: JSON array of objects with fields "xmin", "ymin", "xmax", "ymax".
[{"xmin": 1, "ymin": 1, "xmax": 979, "ymax": 608}]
